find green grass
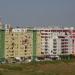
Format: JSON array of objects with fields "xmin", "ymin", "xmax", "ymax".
[{"xmin": 0, "ymin": 61, "xmax": 75, "ymax": 75}]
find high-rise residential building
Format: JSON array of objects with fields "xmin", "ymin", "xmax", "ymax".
[
  {"xmin": 0, "ymin": 24, "xmax": 75, "ymax": 62},
  {"xmin": 34, "ymin": 27, "xmax": 73, "ymax": 60},
  {"xmin": 5, "ymin": 25, "xmax": 33, "ymax": 62}
]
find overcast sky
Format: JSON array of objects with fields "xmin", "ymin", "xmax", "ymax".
[{"xmin": 0, "ymin": 0, "xmax": 75, "ymax": 27}]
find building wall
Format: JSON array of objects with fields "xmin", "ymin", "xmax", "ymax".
[
  {"xmin": 5, "ymin": 28, "xmax": 33, "ymax": 60},
  {"xmin": 35, "ymin": 28, "xmax": 74, "ymax": 59},
  {"xmin": 36, "ymin": 30, "xmax": 42, "ymax": 57},
  {"xmin": 0, "ymin": 29, "xmax": 5, "ymax": 59},
  {"xmin": 4, "ymin": 26, "xmax": 75, "ymax": 61}
]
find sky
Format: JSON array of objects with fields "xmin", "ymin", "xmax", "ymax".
[{"xmin": 0, "ymin": 0, "xmax": 75, "ymax": 27}]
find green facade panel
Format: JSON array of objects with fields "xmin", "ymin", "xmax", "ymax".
[
  {"xmin": 0, "ymin": 29, "xmax": 5, "ymax": 60},
  {"xmin": 27, "ymin": 29, "xmax": 37, "ymax": 61},
  {"xmin": 32, "ymin": 30, "xmax": 37, "ymax": 61}
]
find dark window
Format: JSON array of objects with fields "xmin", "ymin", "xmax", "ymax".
[
  {"xmin": 53, "ymin": 49, "xmax": 57, "ymax": 51},
  {"xmin": 25, "ymin": 46, "xmax": 27, "ymax": 49},
  {"xmin": 65, "ymin": 32, "xmax": 67, "ymax": 35},
  {"xmin": 45, "ymin": 42, "xmax": 48, "ymax": 44},
  {"xmin": 45, "ymin": 45, "xmax": 48, "ymax": 47},
  {"xmin": 51, "ymin": 50, "xmax": 53, "ymax": 53},
  {"xmin": 61, "ymin": 39, "xmax": 64, "ymax": 41},
  {"xmin": 53, "ymin": 42, "xmax": 57, "ymax": 44},
  {"xmin": 12, "ymin": 34, "xmax": 13, "ymax": 36},
  {"xmin": 45, "ymin": 49, "xmax": 48, "ymax": 51},
  {"xmin": 28, "ymin": 56, "xmax": 31, "ymax": 59},
  {"xmin": 53, "ymin": 39, "xmax": 56, "ymax": 41},
  {"xmin": 65, "ymin": 39, "xmax": 68, "ymax": 41},
  {"xmin": 53, "ymin": 46, "xmax": 57, "ymax": 48},
  {"xmin": 53, "ymin": 52, "xmax": 56, "ymax": 54},
  {"xmin": 24, "ymin": 50, "xmax": 27, "ymax": 52},
  {"xmin": 41, "ymin": 52, "xmax": 44, "ymax": 54}
]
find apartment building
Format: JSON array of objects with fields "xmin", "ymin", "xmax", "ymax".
[
  {"xmin": 5, "ymin": 25, "xmax": 33, "ymax": 62},
  {"xmin": 34, "ymin": 27, "xmax": 74, "ymax": 60},
  {"xmin": 0, "ymin": 24, "xmax": 75, "ymax": 62}
]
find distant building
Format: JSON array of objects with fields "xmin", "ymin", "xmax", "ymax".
[{"xmin": 0, "ymin": 24, "xmax": 75, "ymax": 62}]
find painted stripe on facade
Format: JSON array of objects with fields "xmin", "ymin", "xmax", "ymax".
[
  {"xmin": 0, "ymin": 29, "xmax": 5, "ymax": 61},
  {"xmin": 33, "ymin": 30, "xmax": 37, "ymax": 61}
]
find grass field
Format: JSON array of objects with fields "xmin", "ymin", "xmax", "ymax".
[{"xmin": 0, "ymin": 60, "xmax": 75, "ymax": 75}]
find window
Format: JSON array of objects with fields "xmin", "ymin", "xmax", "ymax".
[
  {"xmin": 65, "ymin": 32, "xmax": 67, "ymax": 35},
  {"xmin": 53, "ymin": 39, "xmax": 56, "ymax": 42},
  {"xmin": 51, "ymin": 50, "xmax": 53, "ymax": 53},
  {"xmin": 45, "ymin": 49, "xmax": 48, "ymax": 51},
  {"xmin": 25, "ymin": 39, "xmax": 28, "ymax": 42},
  {"xmin": 65, "ymin": 39, "xmax": 68, "ymax": 41},
  {"xmin": 53, "ymin": 43, "xmax": 57, "ymax": 45},
  {"xmin": 53, "ymin": 46, "xmax": 57, "ymax": 48},
  {"xmin": 45, "ymin": 42, "xmax": 48, "ymax": 44},
  {"xmin": 10, "ymin": 54, "xmax": 14, "ymax": 56},
  {"xmin": 12, "ymin": 43, "xmax": 14, "ymax": 46},
  {"xmin": 45, "ymin": 51, "xmax": 48, "ymax": 54},
  {"xmin": 45, "ymin": 45, "xmax": 48, "ymax": 47},
  {"xmin": 12, "ymin": 38, "xmax": 14, "ymax": 40},
  {"xmin": 45, "ymin": 39, "xmax": 48, "ymax": 41},
  {"xmin": 5, "ymin": 41, "xmax": 8, "ymax": 42},
  {"xmin": 61, "ymin": 39, "xmax": 64, "ymax": 41},
  {"xmin": 53, "ymin": 52, "xmax": 56, "ymax": 54},
  {"xmin": 25, "ymin": 46, "xmax": 27, "ymax": 49},
  {"xmin": 61, "ymin": 42, "xmax": 64, "ymax": 44},
  {"xmin": 41, "ymin": 52, "xmax": 44, "ymax": 54},
  {"xmin": 53, "ymin": 49, "xmax": 57, "ymax": 51},
  {"xmin": 24, "ymin": 50, "xmax": 27, "ymax": 52},
  {"xmin": 12, "ymin": 34, "xmax": 13, "ymax": 36},
  {"xmin": 6, "ymin": 47, "xmax": 9, "ymax": 49},
  {"xmin": 28, "ymin": 56, "xmax": 31, "ymax": 59},
  {"xmin": 11, "ymin": 47, "xmax": 13, "ymax": 49},
  {"xmin": 25, "ymin": 36, "xmax": 27, "ymax": 38},
  {"xmin": 11, "ymin": 51, "xmax": 14, "ymax": 53},
  {"xmin": 64, "ymin": 42, "xmax": 68, "ymax": 44}
]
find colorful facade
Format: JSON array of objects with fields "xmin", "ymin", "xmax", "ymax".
[
  {"xmin": 0, "ymin": 24, "xmax": 75, "ymax": 62},
  {"xmin": 4, "ymin": 26, "xmax": 33, "ymax": 62}
]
